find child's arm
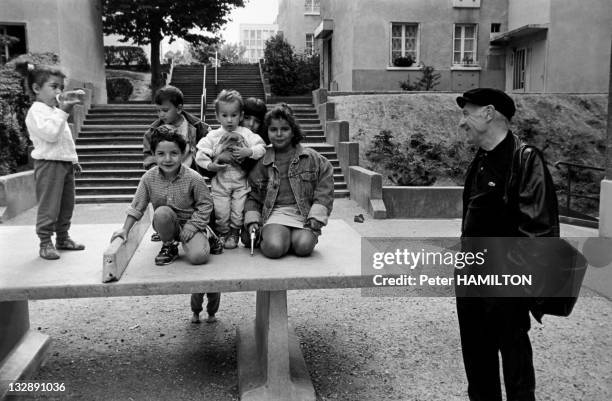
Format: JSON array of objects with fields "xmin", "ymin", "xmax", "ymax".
[
  {"xmin": 306, "ymin": 156, "xmax": 335, "ymax": 227},
  {"xmin": 112, "ymin": 175, "xmax": 150, "ymax": 241},
  {"xmin": 183, "ymin": 177, "xmax": 214, "ymax": 237},
  {"xmin": 244, "ymin": 160, "xmax": 267, "ymax": 229},
  {"xmin": 25, "ymin": 105, "xmax": 70, "ymax": 143},
  {"xmin": 233, "ymin": 132, "xmax": 266, "ymax": 161},
  {"xmin": 195, "ymin": 133, "xmax": 229, "ymax": 172}
]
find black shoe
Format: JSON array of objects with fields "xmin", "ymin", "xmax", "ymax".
[
  {"xmin": 155, "ymin": 243, "xmax": 178, "ymax": 265},
  {"xmin": 151, "ymin": 232, "xmax": 161, "ymax": 242}
]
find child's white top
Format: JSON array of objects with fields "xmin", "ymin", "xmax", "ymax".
[
  {"xmin": 195, "ymin": 126, "xmax": 265, "ymax": 170},
  {"xmin": 25, "ymin": 101, "xmax": 78, "ymax": 163}
]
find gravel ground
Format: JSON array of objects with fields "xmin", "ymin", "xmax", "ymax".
[{"xmin": 4, "ymin": 200, "xmax": 612, "ymax": 400}]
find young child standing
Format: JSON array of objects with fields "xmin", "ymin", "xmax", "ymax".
[
  {"xmin": 111, "ymin": 125, "xmax": 214, "ymax": 267},
  {"xmin": 195, "ymin": 90, "xmax": 266, "ymax": 249},
  {"xmin": 18, "ymin": 62, "xmax": 85, "ymax": 260}
]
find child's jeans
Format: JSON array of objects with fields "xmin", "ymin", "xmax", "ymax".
[
  {"xmin": 211, "ymin": 172, "xmax": 250, "ymax": 235},
  {"xmin": 34, "ymin": 160, "xmax": 75, "ymax": 244},
  {"xmin": 152, "ymin": 206, "xmax": 210, "ymax": 264}
]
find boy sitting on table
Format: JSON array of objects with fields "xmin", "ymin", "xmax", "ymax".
[{"xmin": 111, "ymin": 125, "xmax": 214, "ymax": 266}]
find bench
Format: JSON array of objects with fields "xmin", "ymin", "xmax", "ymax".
[{"xmin": 0, "ymin": 218, "xmax": 369, "ymax": 401}]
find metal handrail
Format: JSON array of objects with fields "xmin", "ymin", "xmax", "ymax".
[
  {"xmin": 257, "ymin": 58, "xmax": 269, "ymax": 103},
  {"xmin": 554, "ymin": 161, "xmax": 604, "ymax": 215},
  {"xmin": 200, "ymin": 65, "xmax": 207, "ymax": 121},
  {"xmin": 167, "ymin": 58, "xmax": 175, "ymax": 86}
]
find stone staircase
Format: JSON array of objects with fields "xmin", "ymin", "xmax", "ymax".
[
  {"xmin": 169, "ymin": 65, "xmax": 204, "ymax": 104},
  {"xmin": 74, "ymin": 64, "xmax": 348, "ymax": 203}
]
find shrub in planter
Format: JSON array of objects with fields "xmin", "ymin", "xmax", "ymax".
[
  {"xmin": 393, "ymin": 55, "xmax": 414, "ymax": 67},
  {"xmin": 106, "ymin": 77, "xmax": 133, "ymax": 102}
]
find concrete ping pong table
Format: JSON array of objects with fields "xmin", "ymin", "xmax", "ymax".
[{"xmin": 0, "ymin": 215, "xmax": 371, "ymax": 401}]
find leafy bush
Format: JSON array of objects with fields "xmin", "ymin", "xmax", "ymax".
[
  {"xmin": 393, "ymin": 55, "xmax": 414, "ymax": 67},
  {"xmin": 264, "ymin": 34, "xmax": 320, "ymax": 95},
  {"xmin": 0, "ymin": 53, "xmax": 60, "ymax": 175},
  {"xmin": 106, "ymin": 77, "xmax": 134, "ymax": 101},
  {"xmin": 104, "ymin": 46, "xmax": 150, "ymax": 71},
  {"xmin": 400, "ymin": 65, "xmax": 441, "ymax": 91}
]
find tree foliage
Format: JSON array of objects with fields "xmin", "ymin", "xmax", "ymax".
[
  {"xmin": 399, "ymin": 65, "xmax": 441, "ymax": 91},
  {"xmin": 264, "ymin": 34, "xmax": 320, "ymax": 95},
  {"xmin": 102, "ymin": 0, "xmax": 244, "ymax": 91}
]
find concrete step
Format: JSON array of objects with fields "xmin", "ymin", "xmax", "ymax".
[
  {"xmin": 76, "ymin": 186, "xmax": 138, "ymax": 195},
  {"xmin": 79, "ymin": 153, "xmax": 142, "ymax": 161},
  {"xmin": 80, "ymin": 161, "xmax": 144, "ymax": 169},
  {"xmin": 76, "ymin": 194, "xmax": 134, "ymax": 203},
  {"xmin": 79, "ymin": 169, "xmax": 145, "ymax": 178}
]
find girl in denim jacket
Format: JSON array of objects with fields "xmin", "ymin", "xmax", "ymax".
[{"xmin": 244, "ymin": 105, "xmax": 334, "ymax": 258}]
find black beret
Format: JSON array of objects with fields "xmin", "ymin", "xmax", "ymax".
[{"xmin": 456, "ymin": 88, "xmax": 516, "ymax": 121}]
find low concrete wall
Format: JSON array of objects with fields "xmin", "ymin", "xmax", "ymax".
[
  {"xmin": 0, "ymin": 171, "xmax": 36, "ymax": 222},
  {"xmin": 318, "ymin": 102, "xmax": 335, "ymax": 123},
  {"xmin": 325, "ymin": 120, "xmax": 349, "ymax": 148},
  {"xmin": 348, "ymin": 166, "xmax": 386, "ymax": 219},
  {"xmin": 337, "ymin": 141, "xmax": 359, "ymax": 185},
  {"xmin": 382, "ymin": 186, "xmax": 463, "ymax": 219},
  {"xmin": 312, "ymin": 88, "xmax": 328, "ymax": 109},
  {"xmin": 600, "ymin": 179, "xmax": 612, "ymax": 237}
]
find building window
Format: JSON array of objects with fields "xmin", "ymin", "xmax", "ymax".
[
  {"xmin": 390, "ymin": 23, "xmax": 419, "ymax": 66},
  {"xmin": 305, "ymin": 33, "xmax": 314, "ymax": 56},
  {"xmin": 0, "ymin": 24, "xmax": 27, "ymax": 65},
  {"xmin": 305, "ymin": 0, "xmax": 320, "ymax": 14},
  {"xmin": 491, "ymin": 23, "xmax": 501, "ymax": 33},
  {"xmin": 452, "ymin": 0, "xmax": 481, "ymax": 8},
  {"xmin": 453, "ymin": 24, "xmax": 477, "ymax": 65},
  {"xmin": 512, "ymin": 48, "xmax": 527, "ymax": 90}
]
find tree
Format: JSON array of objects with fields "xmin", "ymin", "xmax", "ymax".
[
  {"xmin": 102, "ymin": 0, "xmax": 244, "ymax": 92},
  {"xmin": 217, "ymin": 42, "xmax": 246, "ymax": 64}
]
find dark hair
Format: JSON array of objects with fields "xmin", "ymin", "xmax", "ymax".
[
  {"xmin": 264, "ymin": 103, "xmax": 304, "ymax": 145},
  {"xmin": 243, "ymin": 97, "xmax": 267, "ymax": 121},
  {"xmin": 214, "ymin": 89, "xmax": 243, "ymax": 113},
  {"xmin": 150, "ymin": 124, "xmax": 187, "ymax": 153},
  {"xmin": 15, "ymin": 61, "xmax": 65, "ymax": 96},
  {"xmin": 154, "ymin": 85, "xmax": 184, "ymax": 107}
]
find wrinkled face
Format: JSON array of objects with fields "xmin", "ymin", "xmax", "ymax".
[
  {"xmin": 242, "ymin": 114, "xmax": 262, "ymax": 133},
  {"xmin": 268, "ymin": 118, "xmax": 293, "ymax": 151},
  {"xmin": 156, "ymin": 100, "xmax": 182, "ymax": 124},
  {"xmin": 154, "ymin": 140, "xmax": 183, "ymax": 176},
  {"xmin": 33, "ymin": 75, "xmax": 63, "ymax": 107},
  {"xmin": 458, "ymin": 103, "xmax": 489, "ymax": 146},
  {"xmin": 216, "ymin": 101, "xmax": 243, "ymax": 132}
]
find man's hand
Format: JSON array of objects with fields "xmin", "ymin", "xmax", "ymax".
[
  {"xmin": 110, "ymin": 228, "xmax": 128, "ymax": 243},
  {"xmin": 73, "ymin": 162, "xmax": 82, "ymax": 176},
  {"xmin": 180, "ymin": 225, "xmax": 197, "ymax": 243},
  {"xmin": 232, "ymin": 146, "xmax": 253, "ymax": 162},
  {"xmin": 207, "ymin": 162, "xmax": 229, "ymax": 172}
]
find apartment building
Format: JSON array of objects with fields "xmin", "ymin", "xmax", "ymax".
[{"xmin": 239, "ymin": 23, "xmax": 278, "ymax": 62}]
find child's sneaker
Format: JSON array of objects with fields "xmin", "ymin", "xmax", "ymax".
[
  {"xmin": 224, "ymin": 228, "xmax": 239, "ymax": 249},
  {"xmin": 155, "ymin": 242, "xmax": 178, "ymax": 265},
  {"xmin": 191, "ymin": 313, "xmax": 200, "ymax": 324},
  {"xmin": 39, "ymin": 242, "xmax": 60, "ymax": 260},
  {"xmin": 151, "ymin": 232, "xmax": 161, "ymax": 242},
  {"xmin": 56, "ymin": 238, "xmax": 85, "ymax": 251},
  {"xmin": 205, "ymin": 314, "xmax": 217, "ymax": 323},
  {"xmin": 209, "ymin": 233, "xmax": 224, "ymax": 255}
]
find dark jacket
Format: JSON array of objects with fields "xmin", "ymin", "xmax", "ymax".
[
  {"xmin": 462, "ymin": 133, "xmax": 559, "ymax": 238},
  {"xmin": 143, "ymin": 110, "xmax": 209, "ymax": 169},
  {"xmin": 244, "ymin": 144, "xmax": 335, "ymax": 227}
]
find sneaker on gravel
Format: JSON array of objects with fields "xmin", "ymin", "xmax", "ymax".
[
  {"xmin": 39, "ymin": 242, "xmax": 60, "ymax": 260},
  {"xmin": 205, "ymin": 314, "xmax": 217, "ymax": 323},
  {"xmin": 154, "ymin": 242, "xmax": 178, "ymax": 265},
  {"xmin": 191, "ymin": 313, "xmax": 200, "ymax": 324}
]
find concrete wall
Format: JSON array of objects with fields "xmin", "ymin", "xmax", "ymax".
[
  {"xmin": 348, "ymin": 166, "xmax": 386, "ymax": 219},
  {"xmin": 1, "ymin": 0, "xmax": 107, "ymax": 103},
  {"xmin": 545, "ymin": 0, "xmax": 611, "ymax": 93},
  {"xmin": 0, "ymin": 171, "xmax": 36, "ymax": 222},
  {"xmin": 322, "ymin": 0, "xmax": 355, "ymax": 91},
  {"xmin": 382, "ymin": 187, "xmax": 463, "ymax": 218},
  {"xmin": 507, "ymin": 0, "xmax": 550, "ymax": 30},
  {"xmin": 277, "ymin": 0, "xmax": 321, "ymax": 54},
  {"xmin": 503, "ymin": 30, "xmax": 547, "ymax": 93}
]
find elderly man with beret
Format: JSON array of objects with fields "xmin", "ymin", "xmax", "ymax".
[{"xmin": 455, "ymin": 88, "xmax": 560, "ymax": 401}]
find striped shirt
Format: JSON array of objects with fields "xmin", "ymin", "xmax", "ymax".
[{"xmin": 127, "ymin": 165, "xmax": 213, "ymax": 231}]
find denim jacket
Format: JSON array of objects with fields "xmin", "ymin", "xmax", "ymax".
[{"xmin": 244, "ymin": 144, "xmax": 334, "ymax": 227}]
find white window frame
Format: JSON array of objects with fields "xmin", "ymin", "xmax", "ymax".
[
  {"xmin": 305, "ymin": 33, "xmax": 314, "ymax": 56},
  {"xmin": 389, "ymin": 22, "xmax": 420, "ymax": 67},
  {"xmin": 453, "ymin": 23, "xmax": 478, "ymax": 66},
  {"xmin": 304, "ymin": 0, "xmax": 320, "ymax": 15}
]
